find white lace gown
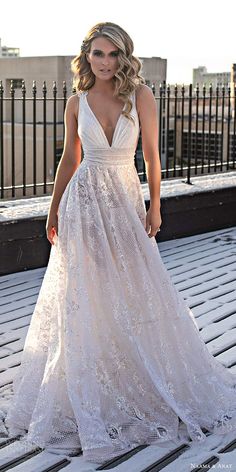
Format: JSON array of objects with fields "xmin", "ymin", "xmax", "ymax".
[{"xmin": 1, "ymin": 90, "xmax": 236, "ymax": 464}]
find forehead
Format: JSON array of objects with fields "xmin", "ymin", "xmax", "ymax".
[{"xmin": 91, "ymin": 36, "xmax": 118, "ymax": 51}]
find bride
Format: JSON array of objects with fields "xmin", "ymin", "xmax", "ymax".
[{"xmin": 1, "ymin": 21, "xmax": 236, "ymax": 465}]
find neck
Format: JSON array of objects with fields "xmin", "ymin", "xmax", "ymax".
[{"xmin": 91, "ymin": 77, "xmax": 116, "ymax": 95}]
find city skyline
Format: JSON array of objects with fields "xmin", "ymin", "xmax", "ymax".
[{"xmin": 0, "ymin": 0, "xmax": 235, "ymax": 85}]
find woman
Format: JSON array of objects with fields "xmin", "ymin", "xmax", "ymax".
[{"xmin": 2, "ymin": 22, "xmax": 236, "ymax": 465}]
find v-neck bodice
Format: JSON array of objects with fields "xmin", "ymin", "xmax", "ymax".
[
  {"xmin": 77, "ymin": 89, "xmax": 140, "ymax": 166},
  {"xmin": 84, "ymin": 93, "xmax": 126, "ymax": 148}
]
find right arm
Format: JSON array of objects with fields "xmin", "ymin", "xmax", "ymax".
[{"xmin": 46, "ymin": 94, "xmax": 81, "ymax": 245}]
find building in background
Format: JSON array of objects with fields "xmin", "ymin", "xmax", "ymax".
[
  {"xmin": 0, "ymin": 55, "xmax": 74, "ymax": 100},
  {"xmin": 0, "ymin": 56, "xmax": 75, "ymax": 196},
  {"xmin": 0, "ymin": 38, "xmax": 20, "ymax": 57},
  {"xmin": 148, "ymin": 64, "xmax": 236, "ymax": 173},
  {"xmin": 231, "ymin": 64, "xmax": 236, "ymax": 88},
  {"xmin": 192, "ymin": 66, "xmax": 230, "ymax": 88},
  {"xmin": 139, "ymin": 56, "xmax": 166, "ymax": 92}
]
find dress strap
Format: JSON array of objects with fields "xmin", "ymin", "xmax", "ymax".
[{"xmin": 77, "ymin": 90, "xmax": 86, "ymax": 97}]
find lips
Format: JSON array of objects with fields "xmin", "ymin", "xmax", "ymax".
[{"xmin": 100, "ymin": 70, "xmax": 110, "ymax": 72}]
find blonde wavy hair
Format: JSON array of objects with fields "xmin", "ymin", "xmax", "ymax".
[{"xmin": 71, "ymin": 22, "xmax": 146, "ymax": 124}]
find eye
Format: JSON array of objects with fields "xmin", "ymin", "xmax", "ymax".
[{"xmin": 92, "ymin": 51, "xmax": 119, "ymax": 57}]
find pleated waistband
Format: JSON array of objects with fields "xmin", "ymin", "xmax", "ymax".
[{"xmin": 83, "ymin": 148, "xmax": 135, "ymax": 166}]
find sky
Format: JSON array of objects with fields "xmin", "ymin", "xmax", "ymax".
[{"xmin": 0, "ymin": 0, "xmax": 235, "ymax": 85}]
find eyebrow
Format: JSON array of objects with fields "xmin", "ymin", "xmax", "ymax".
[{"xmin": 92, "ymin": 49, "xmax": 119, "ymax": 53}]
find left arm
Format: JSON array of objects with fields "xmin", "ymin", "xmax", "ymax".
[{"xmin": 136, "ymin": 84, "xmax": 162, "ymax": 237}]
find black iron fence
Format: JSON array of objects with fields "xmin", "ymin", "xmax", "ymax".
[{"xmin": 0, "ymin": 80, "xmax": 235, "ymax": 199}]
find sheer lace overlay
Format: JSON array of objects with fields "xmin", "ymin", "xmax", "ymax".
[{"xmin": 1, "ymin": 90, "xmax": 236, "ymax": 464}]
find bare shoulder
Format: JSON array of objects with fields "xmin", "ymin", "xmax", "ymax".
[
  {"xmin": 135, "ymin": 84, "xmax": 155, "ymax": 114},
  {"xmin": 136, "ymin": 84, "xmax": 153, "ymax": 100},
  {"xmin": 66, "ymin": 93, "xmax": 79, "ymax": 120}
]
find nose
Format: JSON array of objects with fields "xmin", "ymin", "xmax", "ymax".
[{"xmin": 101, "ymin": 56, "xmax": 110, "ymax": 66}]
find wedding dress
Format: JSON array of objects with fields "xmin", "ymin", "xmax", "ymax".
[{"xmin": 1, "ymin": 89, "xmax": 236, "ymax": 464}]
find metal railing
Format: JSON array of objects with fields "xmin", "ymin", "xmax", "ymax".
[
  {"xmin": 154, "ymin": 82, "xmax": 236, "ymax": 185},
  {"xmin": 0, "ymin": 80, "xmax": 235, "ymax": 199}
]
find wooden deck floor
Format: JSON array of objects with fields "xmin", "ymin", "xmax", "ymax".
[{"xmin": 0, "ymin": 226, "xmax": 236, "ymax": 471}]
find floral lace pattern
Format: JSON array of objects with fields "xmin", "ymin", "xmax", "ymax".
[{"xmin": 1, "ymin": 90, "xmax": 236, "ymax": 464}]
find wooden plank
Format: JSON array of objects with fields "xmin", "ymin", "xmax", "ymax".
[
  {"xmin": 0, "ymin": 315, "xmax": 32, "ymax": 335},
  {"xmin": 0, "ymin": 280, "xmax": 43, "ymax": 299},
  {"xmin": 0, "ymin": 437, "xmax": 39, "ymax": 464},
  {"xmin": 0, "ymin": 289, "xmax": 41, "ymax": 309},
  {"xmin": 0, "ymin": 351, "xmax": 23, "ymax": 372},
  {"xmin": 158, "ymin": 227, "xmax": 236, "ymax": 252},
  {"xmin": 0, "ymin": 268, "xmax": 45, "ymax": 286},
  {"xmin": 206, "ymin": 329, "xmax": 236, "ymax": 356},
  {"xmin": 0, "ymin": 295, "xmax": 39, "ymax": 316},
  {"xmin": 0, "ymin": 339, "xmax": 25, "ymax": 358},
  {"xmin": 0, "ymin": 307, "xmax": 35, "ymax": 324},
  {"xmin": 2, "ymin": 451, "xmax": 72, "ymax": 472},
  {"xmin": 199, "ymin": 310, "xmax": 236, "ymax": 338},
  {"xmin": 152, "ymin": 432, "xmax": 236, "ymax": 472}
]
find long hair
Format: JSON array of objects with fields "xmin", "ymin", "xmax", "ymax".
[{"xmin": 71, "ymin": 22, "xmax": 146, "ymax": 124}]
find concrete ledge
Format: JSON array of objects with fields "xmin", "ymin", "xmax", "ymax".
[
  {"xmin": 0, "ymin": 217, "xmax": 50, "ymax": 276},
  {"xmin": 0, "ymin": 171, "xmax": 236, "ymax": 275},
  {"xmin": 150, "ymin": 186, "xmax": 236, "ymax": 240}
]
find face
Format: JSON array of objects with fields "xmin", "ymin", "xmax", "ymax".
[{"xmin": 86, "ymin": 36, "xmax": 119, "ymax": 80}]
